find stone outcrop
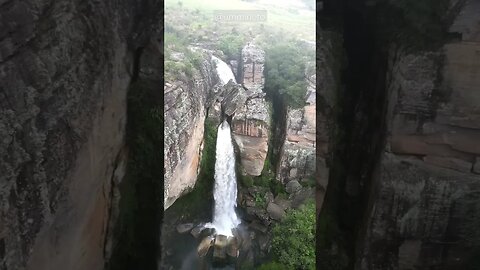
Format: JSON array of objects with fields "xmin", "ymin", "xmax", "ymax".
[
  {"xmin": 0, "ymin": 0, "xmax": 161, "ymax": 269},
  {"xmin": 221, "ymin": 81, "xmax": 248, "ymax": 117},
  {"xmin": 266, "ymin": 203, "xmax": 285, "ymax": 221},
  {"xmin": 358, "ymin": 3, "xmax": 480, "ymax": 268},
  {"xmin": 232, "ymin": 44, "xmax": 270, "ymax": 176},
  {"xmin": 164, "ymin": 51, "xmax": 219, "ymax": 209},
  {"xmin": 276, "ymin": 62, "xmax": 316, "ymax": 184},
  {"xmin": 239, "ymin": 43, "xmax": 265, "ymax": 91}
]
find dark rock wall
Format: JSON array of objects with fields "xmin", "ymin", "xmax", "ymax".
[
  {"xmin": 358, "ymin": 2, "xmax": 480, "ymax": 268},
  {"xmin": 318, "ymin": 0, "xmax": 480, "ymax": 269},
  {"xmin": 0, "ymin": 0, "xmax": 161, "ymax": 269},
  {"xmin": 315, "ymin": 29, "xmax": 341, "ymax": 214}
]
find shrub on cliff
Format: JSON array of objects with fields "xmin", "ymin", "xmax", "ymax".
[
  {"xmin": 271, "ymin": 200, "xmax": 315, "ymax": 269},
  {"xmin": 265, "ymin": 44, "xmax": 308, "ymax": 108},
  {"xmin": 217, "ymin": 34, "xmax": 245, "ymax": 60}
]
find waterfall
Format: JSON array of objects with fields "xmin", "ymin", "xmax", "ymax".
[
  {"xmin": 202, "ymin": 56, "xmax": 240, "ymax": 237},
  {"xmin": 212, "ymin": 55, "xmax": 237, "ymax": 85},
  {"xmin": 206, "ymin": 120, "xmax": 240, "ymax": 237}
]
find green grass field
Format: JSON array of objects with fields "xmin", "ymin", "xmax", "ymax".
[{"xmin": 165, "ymin": 0, "xmax": 315, "ymax": 41}]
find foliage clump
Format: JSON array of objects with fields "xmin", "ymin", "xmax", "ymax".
[
  {"xmin": 271, "ymin": 200, "xmax": 316, "ymax": 270},
  {"xmin": 164, "ymin": 31, "xmax": 204, "ymax": 81},
  {"xmin": 241, "ymin": 174, "xmax": 254, "ymax": 187},
  {"xmin": 217, "ymin": 34, "xmax": 245, "ymax": 60},
  {"xmin": 264, "ymin": 43, "xmax": 310, "ymax": 108}
]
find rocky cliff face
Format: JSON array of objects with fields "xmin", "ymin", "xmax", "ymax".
[
  {"xmin": 276, "ymin": 62, "xmax": 316, "ymax": 184},
  {"xmin": 0, "ymin": 1, "xmax": 160, "ymax": 269},
  {"xmin": 315, "ymin": 30, "xmax": 339, "ymax": 211},
  {"xmin": 357, "ymin": 2, "xmax": 480, "ymax": 268},
  {"xmin": 164, "ymin": 51, "xmax": 219, "ymax": 209},
  {"xmin": 232, "ymin": 44, "xmax": 270, "ymax": 176}
]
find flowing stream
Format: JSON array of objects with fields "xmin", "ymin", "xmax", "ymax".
[
  {"xmin": 205, "ymin": 56, "xmax": 240, "ymax": 237},
  {"xmin": 212, "ymin": 55, "xmax": 237, "ymax": 84},
  {"xmin": 206, "ymin": 121, "xmax": 241, "ymax": 236}
]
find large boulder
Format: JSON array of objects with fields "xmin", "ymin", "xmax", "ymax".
[
  {"xmin": 226, "ymin": 237, "xmax": 240, "ymax": 258},
  {"xmin": 198, "ymin": 236, "xmax": 214, "ymax": 257},
  {"xmin": 221, "ymin": 81, "xmax": 248, "ymax": 117},
  {"xmin": 213, "ymin": 235, "xmax": 229, "ymax": 260},
  {"xmin": 286, "ymin": 180, "xmax": 302, "ymax": 194},
  {"xmin": 266, "ymin": 203, "xmax": 286, "ymax": 221},
  {"xmin": 240, "ymin": 43, "xmax": 265, "ymax": 91}
]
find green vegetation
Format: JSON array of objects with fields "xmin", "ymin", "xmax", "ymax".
[
  {"xmin": 254, "ymin": 192, "xmax": 267, "ymax": 208},
  {"xmin": 241, "ymin": 174, "xmax": 254, "ymax": 187},
  {"xmin": 269, "ymin": 180, "xmax": 286, "ymax": 197},
  {"xmin": 300, "ymin": 177, "xmax": 316, "ymax": 188},
  {"xmin": 217, "ymin": 34, "xmax": 245, "ymax": 60},
  {"xmin": 264, "ymin": 43, "xmax": 309, "ymax": 108},
  {"xmin": 255, "ymin": 165, "xmax": 273, "ymax": 187},
  {"xmin": 238, "ymin": 260, "xmax": 255, "ymax": 270},
  {"xmin": 238, "ymin": 157, "xmax": 287, "ymax": 197},
  {"xmin": 271, "ymin": 200, "xmax": 316, "ymax": 270},
  {"xmin": 165, "ymin": 0, "xmax": 315, "ymax": 40},
  {"xmin": 164, "ymin": 30, "xmax": 204, "ymax": 81},
  {"xmin": 107, "ymin": 80, "xmax": 162, "ymax": 270}
]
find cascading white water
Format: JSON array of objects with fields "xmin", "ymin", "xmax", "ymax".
[
  {"xmin": 207, "ymin": 121, "xmax": 241, "ymax": 236},
  {"xmin": 212, "ymin": 55, "xmax": 237, "ymax": 85},
  {"xmin": 203, "ymin": 56, "xmax": 240, "ymax": 237}
]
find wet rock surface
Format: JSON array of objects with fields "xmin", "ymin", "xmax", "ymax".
[{"xmin": 198, "ymin": 236, "xmax": 214, "ymax": 257}]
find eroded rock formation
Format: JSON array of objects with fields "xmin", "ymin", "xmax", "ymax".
[
  {"xmin": 164, "ymin": 51, "xmax": 219, "ymax": 209},
  {"xmin": 357, "ymin": 1, "xmax": 480, "ymax": 268},
  {"xmin": 0, "ymin": 0, "xmax": 161, "ymax": 269},
  {"xmin": 276, "ymin": 62, "xmax": 316, "ymax": 184},
  {"xmin": 232, "ymin": 44, "xmax": 270, "ymax": 176}
]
